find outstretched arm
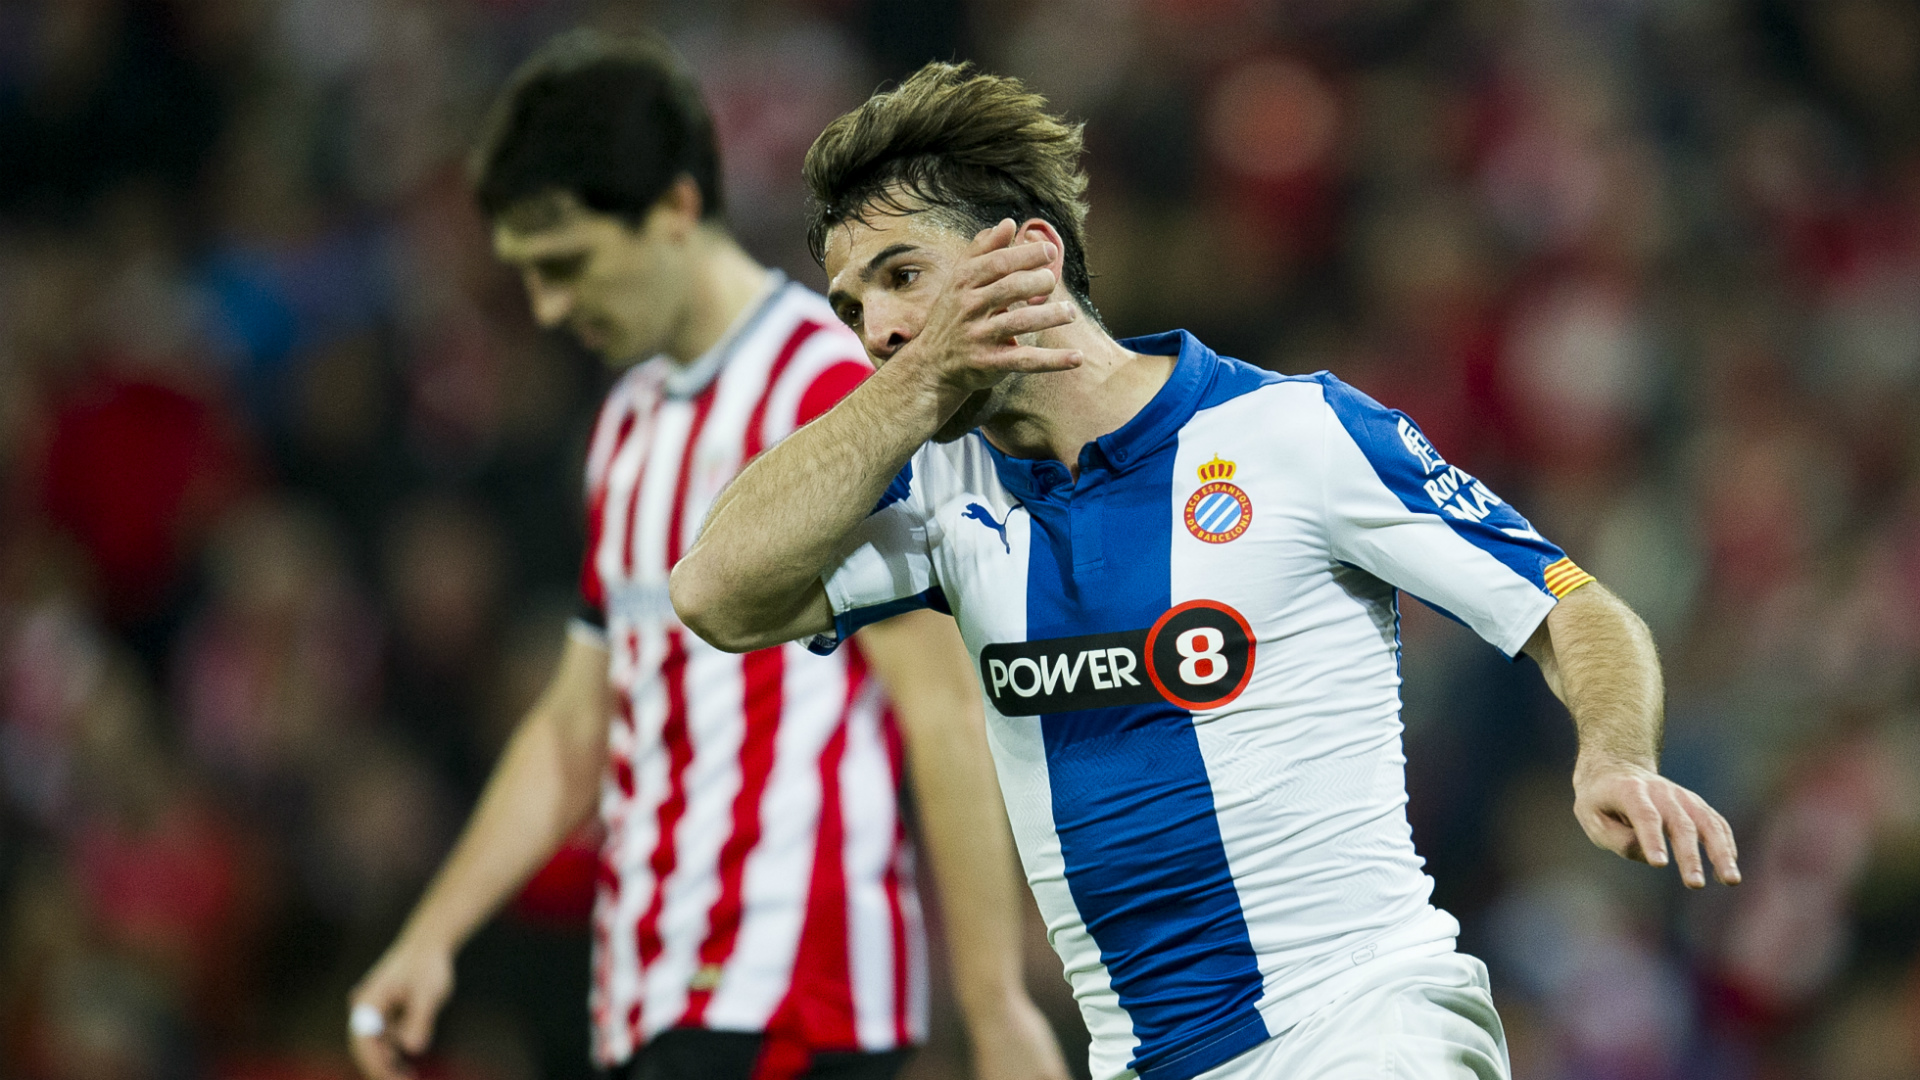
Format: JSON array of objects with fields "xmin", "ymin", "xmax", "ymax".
[
  {"xmin": 348, "ymin": 631, "xmax": 610, "ymax": 1079},
  {"xmin": 672, "ymin": 222, "xmax": 1079, "ymax": 652},
  {"xmin": 1522, "ymin": 583, "xmax": 1740, "ymax": 888},
  {"xmin": 858, "ymin": 611, "xmax": 1067, "ymax": 1080}
]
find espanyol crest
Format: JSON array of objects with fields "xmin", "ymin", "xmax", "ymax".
[{"xmin": 1184, "ymin": 456, "xmax": 1252, "ymax": 543}]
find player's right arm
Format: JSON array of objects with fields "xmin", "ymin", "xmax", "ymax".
[
  {"xmin": 348, "ymin": 629, "xmax": 611, "ymax": 1080},
  {"xmin": 672, "ymin": 222, "xmax": 1075, "ymax": 652}
]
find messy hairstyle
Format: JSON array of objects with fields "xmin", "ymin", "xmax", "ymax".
[
  {"xmin": 472, "ymin": 28, "xmax": 722, "ymax": 227},
  {"xmin": 803, "ymin": 62, "xmax": 1095, "ymax": 311}
]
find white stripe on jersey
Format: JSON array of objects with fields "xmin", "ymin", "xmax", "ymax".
[
  {"xmin": 584, "ymin": 278, "xmax": 925, "ymax": 1065},
  {"xmin": 815, "ymin": 331, "xmax": 1571, "ymax": 1080}
]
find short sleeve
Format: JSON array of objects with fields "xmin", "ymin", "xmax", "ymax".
[
  {"xmin": 1317, "ymin": 376, "xmax": 1592, "ymax": 656},
  {"xmin": 805, "ymin": 453, "xmax": 948, "ymax": 655},
  {"xmin": 576, "ymin": 396, "xmax": 641, "ymax": 640}
]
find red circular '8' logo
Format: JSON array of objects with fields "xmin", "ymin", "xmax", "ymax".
[{"xmin": 1144, "ymin": 600, "xmax": 1257, "ymax": 710}]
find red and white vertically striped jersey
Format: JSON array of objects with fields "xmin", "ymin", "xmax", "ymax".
[{"xmin": 575, "ymin": 276, "xmax": 927, "ymax": 1069}]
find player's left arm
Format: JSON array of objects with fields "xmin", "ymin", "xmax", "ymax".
[
  {"xmin": 1521, "ymin": 583, "xmax": 1740, "ymax": 888},
  {"xmin": 856, "ymin": 610, "xmax": 1069, "ymax": 1080}
]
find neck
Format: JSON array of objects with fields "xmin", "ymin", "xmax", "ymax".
[
  {"xmin": 665, "ymin": 229, "xmax": 774, "ymax": 366},
  {"xmin": 979, "ymin": 311, "xmax": 1175, "ymax": 472}
]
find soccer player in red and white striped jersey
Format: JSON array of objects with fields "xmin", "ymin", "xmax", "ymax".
[{"xmin": 349, "ymin": 30, "xmax": 1066, "ymax": 1080}]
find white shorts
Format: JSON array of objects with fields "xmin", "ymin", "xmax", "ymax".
[{"xmin": 1196, "ymin": 952, "xmax": 1511, "ymax": 1080}]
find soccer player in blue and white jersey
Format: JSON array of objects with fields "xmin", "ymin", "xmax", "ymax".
[{"xmin": 671, "ymin": 63, "xmax": 1740, "ymax": 1080}]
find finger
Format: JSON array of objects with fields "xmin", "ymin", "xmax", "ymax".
[
  {"xmin": 1621, "ymin": 787, "xmax": 1669, "ymax": 868},
  {"xmin": 984, "ymin": 346, "xmax": 1082, "ymax": 374},
  {"xmin": 351, "ymin": 1031, "xmax": 411, "ymax": 1080},
  {"xmin": 1694, "ymin": 802, "xmax": 1741, "ymax": 885},
  {"xmin": 973, "ymin": 268, "xmax": 1060, "ymax": 313},
  {"xmin": 965, "ymin": 240, "xmax": 1057, "ymax": 285},
  {"xmin": 1658, "ymin": 789, "xmax": 1706, "ymax": 887},
  {"xmin": 395, "ymin": 996, "xmax": 436, "ymax": 1056},
  {"xmin": 969, "ymin": 218, "xmax": 1019, "ymax": 255},
  {"xmin": 1576, "ymin": 805, "xmax": 1636, "ymax": 856},
  {"xmin": 984, "ymin": 300, "xmax": 1078, "ymax": 339}
]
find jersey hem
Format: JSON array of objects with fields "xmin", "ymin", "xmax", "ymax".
[
  {"xmin": 1252, "ymin": 907, "xmax": 1461, "ymax": 1041},
  {"xmin": 1132, "ymin": 1012, "xmax": 1272, "ymax": 1080}
]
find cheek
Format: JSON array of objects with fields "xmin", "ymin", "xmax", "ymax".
[{"xmin": 867, "ymin": 290, "xmax": 932, "ymax": 335}]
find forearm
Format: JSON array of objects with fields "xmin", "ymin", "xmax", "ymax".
[
  {"xmin": 1526, "ymin": 583, "xmax": 1663, "ymax": 771},
  {"xmin": 674, "ymin": 361, "xmax": 955, "ymax": 648}
]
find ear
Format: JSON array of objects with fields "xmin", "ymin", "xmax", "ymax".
[
  {"xmin": 1013, "ymin": 217, "xmax": 1067, "ymax": 299},
  {"xmin": 649, "ymin": 175, "xmax": 704, "ymax": 241}
]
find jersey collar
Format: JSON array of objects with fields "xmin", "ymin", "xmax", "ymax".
[
  {"xmin": 983, "ymin": 328, "xmax": 1214, "ymax": 499},
  {"xmin": 661, "ymin": 270, "xmax": 789, "ymax": 398}
]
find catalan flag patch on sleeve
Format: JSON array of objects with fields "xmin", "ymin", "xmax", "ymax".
[{"xmin": 1543, "ymin": 557, "xmax": 1595, "ymax": 599}]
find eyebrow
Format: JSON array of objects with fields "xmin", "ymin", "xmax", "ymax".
[{"xmin": 827, "ymin": 243, "xmax": 919, "ymax": 310}]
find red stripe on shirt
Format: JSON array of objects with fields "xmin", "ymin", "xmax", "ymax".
[
  {"xmin": 743, "ymin": 321, "xmax": 825, "ymax": 459},
  {"xmin": 631, "ymin": 630, "xmax": 692, "ymax": 1036},
  {"xmin": 679, "ymin": 643, "xmax": 786, "ymax": 1027},
  {"xmin": 881, "ymin": 705, "xmax": 912, "ymax": 1046},
  {"xmin": 582, "ymin": 407, "xmax": 638, "ymax": 618},
  {"xmin": 667, "ymin": 386, "xmax": 722, "ymax": 567},
  {"xmin": 764, "ymin": 706, "xmax": 859, "ymax": 1055}
]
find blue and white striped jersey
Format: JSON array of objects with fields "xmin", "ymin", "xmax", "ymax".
[{"xmin": 810, "ymin": 331, "xmax": 1591, "ymax": 1080}]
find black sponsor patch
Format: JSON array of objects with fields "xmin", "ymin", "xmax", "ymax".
[{"xmin": 979, "ymin": 600, "xmax": 1256, "ymax": 716}]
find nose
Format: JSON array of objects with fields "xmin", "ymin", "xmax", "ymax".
[
  {"xmin": 524, "ymin": 275, "xmax": 574, "ymax": 329},
  {"xmin": 861, "ymin": 299, "xmax": 915, "ymax": 363}
]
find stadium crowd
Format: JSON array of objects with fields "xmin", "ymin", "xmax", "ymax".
[{"xmin": 2, "ymin": 1, "xmax": 1918, "ymax": 1078}]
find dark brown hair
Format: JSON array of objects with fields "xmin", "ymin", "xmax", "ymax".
[
  {"xmin": 472, "ymin": 28, "xmax": 722, "ymax": 226},
  {"xmin": 803, "ymin": 62, "xmax": 1095, "ymax": 309}
]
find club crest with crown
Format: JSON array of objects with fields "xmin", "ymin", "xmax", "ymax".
[{"xmin": 1184, "ymin": 455, "xmax": 1253, "ymax": 543}]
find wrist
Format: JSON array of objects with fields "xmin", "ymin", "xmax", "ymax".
[
  {"xmin": 391, "ymin": 912, "xmax": 464, "ymax": 964},
  {"xmin": 1573, "ymin": 750, "xmax": 1657, "ymax": 786},
  {"xmin": 871, "ymin": 349, "xmax": 972, "ymax": 430}
]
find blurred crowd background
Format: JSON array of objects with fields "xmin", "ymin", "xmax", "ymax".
[{"xmin": 3, "ymin": 1, "xmax": 1919, "ymax": 1078}]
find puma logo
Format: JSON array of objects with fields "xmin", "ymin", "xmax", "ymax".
[{"xmin": 963, "ymin": 502, "xmax": 1014, "ymax": 553}]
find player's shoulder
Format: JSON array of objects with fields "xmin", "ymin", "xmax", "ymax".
[
  {"xmin": 594, "ymin": 357, "xmax": 670, "ymax": 427},
  {"xmin": 764, "ymin": 283, "xmax": 866, "ymax": 357},
  {"xmin": 1193, "ymin": 359, "xmax": 1403, "ymax": 433},
  {"xmin": 1184, "ymin": 355, "xmax": 1349, "ymax": 454}
]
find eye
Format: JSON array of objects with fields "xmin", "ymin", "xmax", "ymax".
[
  {"xmin": 891, "ymin": 266, "xmax": 920, "ymax": 288},
  {"xmin": 836, "ymin": 302, "xmax": 863, "ymax": 329}
]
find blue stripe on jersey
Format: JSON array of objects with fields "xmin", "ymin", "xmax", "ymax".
[
  {"xmin": 873, "ymin": 460, "xmax": 913, "ymax": 514},
  {"xmin": 993, "ymin": 336, "xmax": 1268, "ymax": 1080},
  {"xmin": 1318, "ymin": 375, "xmax": 1567, "ymax": 592}
]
